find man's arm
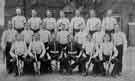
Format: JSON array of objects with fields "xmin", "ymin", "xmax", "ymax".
[
  {"xmin": 10, "ymin": 43, "xmax": 16, "ymax": 58},
  {"xmin": 40, "ymin": 42, "xmax": 46, "ymax": 58}
]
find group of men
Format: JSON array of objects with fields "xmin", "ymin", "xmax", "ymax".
[{"xmin": 1, "ymin": 7, "xmax": 127, "ymax": 77}]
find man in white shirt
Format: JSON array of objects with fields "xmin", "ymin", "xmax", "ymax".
[
  {"xmin": 1, "ymin": 21, "xmax": 17, "ymax": 73},
  {"xmin": 28, "ymin": 9, "xmax": 42, "ymax": 33},
  {"xmin": 10, "ymin": 34, "xmax": 28, "ymax": 76},
  {"xmin": 57, "ymin": 10, "xmax": 70, "ymax": 31},
  {"xmin": 12, "ymin": 8, "xmax": 26, "ymax": 33},
  {"xmin": 112, "ymin": 24, "xmax": 127, "ymax": 75},
  {"xmin": 70, "ymin": 10, "xmax": 85, "ymax": 36},
  {"xmin": 43, "ymin": 10, "xmax": 56, "ymax": 34},
  {"xmin": 86, "ymin": 9, "xmax": 101, "ymax": 35},
  {"xmin": 102, "ymin": 9, "xmax": 117, "ymax": 37}
]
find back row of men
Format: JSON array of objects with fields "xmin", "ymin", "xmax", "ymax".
[{"xmin": 1, "ymin": 8, "xmax": 127, "ymax": 77}]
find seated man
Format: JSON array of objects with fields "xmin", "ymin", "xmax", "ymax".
[
  {"xmin": 28, "ymin": 33, "xmax": 46, "ymax": 75},
  {"xmin": 10, "ymin": 34, "xmax": 27, "ymax": 76},
  {"xmin": 48, "ymin": 33, "xmax": 61, "ymax": 72},
  {"xmin": 81, "ymin": 34, "xmax": 100, "ymax": 76},
  {"xmin": 65, "ymin": 34, "xmax": 82, "ymax": 74},
  {"xmin": 99, "ymin": 34, "xmax": 118, "ymax": 76}
]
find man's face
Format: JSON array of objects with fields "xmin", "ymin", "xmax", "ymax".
[
  {"xmin": 32, "ymin": 10, "xmax": 37, "ymax": 17},
  {"xmin": 106, "ymin": 10, "xmax": 113, "ymax": 17},
  {"xmin": 103, "ymin": 34, "xmax": 110, "ymax": 42},
  {"xmin": 46, "ymin": 11, "xmax": 52, "ymax": 17},
  {"xmin": 90, "ymin": 10, "xmax": 96, "ymax": 17},
  {"xmin": 60, "ymin": 11, "xmax": 65, "ymax": 17},
  {"xmin": 114, "ymin": 25, "xmax": 120, "ymax": 32},
  {"xmin": 75, "ymin": 10, "xmax": 80, "ymax": 17},
  {"xmin": 16, "ymin": 8, "xmax": 21, "ymax": 15}
]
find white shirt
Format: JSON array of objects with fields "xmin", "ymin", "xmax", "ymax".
[
  {"xmin": 57, "ymin": 17, "xmax": 70, "ymax": 30},
  {"xmin": 70, "ymin": 16, "xmax": 85, "ymax": 30},
  {"xmin": 75, "ymin": 31, "xmax": 87, "ymax": 44},
  {"xmin": 87, "ymin": 17, "xmax": 101, "ymax": 31},
  {"xmin": 12, "ymin": 16, "xmax": 26, "ymax": 29},
  {"xmin": 112, "ymin": 32, "xmax": 127, "ymax": 46},
  {"xmin": 43, "ymin": 17, "xmax": 56, "ymax": 30},
  {"xmin": 92, "ymin": 31, "xmax": 105, "ymax": 44},
  {"xmin": 28, "ymin": 17, "xmax": 42, "ymax": 30},
  {"xmin": 39, "ymin": 30, "xmax": 51, "ymax": 43},
  {"xmin": 21, "ymin": 30, "xmax": 33, "ymax": 43},
  {"xmin": 28, "ymin": 41, "xmax": 45, "ymax": 55},
  {"xmin": 99, "ymin": 42, "xmax": 118, "ymax": 59},
  {"xmin": 102, "ymin": 17, "xmax": 117, "ymax": 30},
  {"xmin": 10, "ymin": 41, "xmax": 27, "ymax": 57},
  {"xmin": 1, "ymin": 29, "xmax": 17, "ymax": 49},
  {"xmin": 57, "ymin": 30, "xmax": 69, "ymax": 44}
]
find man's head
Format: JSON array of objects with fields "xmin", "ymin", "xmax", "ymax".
[
  {"xmin": 8, "ymin": 20, "xmax": 12, "ymax": 29},
  {"xmin": 106, "ymin": 9, "xmax": 113, "ymax": 17},
  {"xmin": 60, "ymin": 10, "xmax": 65, "ymax": 18},
  {"xmin": 89, "ymin": 9, "xmax": 96, "ymax": 17},
  {"xmin": 114, "ymin": 24, "xmax": 121, "ymax": 32},
  {"xmin": 46, "ymin": 10, "xmax": 52, "ymax": 17},
  {"xmin": 32, "ymin": 9, "xmax": 37, "ymax": 17},
  {"xmin": 24, "ymin": 23, "xmax": 30, "ymax": 30},
  {"xmin": 103, "ymin": 34, "xmax": 110, "ymax": 42},
  {"xmin": 75, "ymin": 10, "xmax": 81, "ymax": 17},
  {"xmin": 16, "ymin": 8, "xmax": 22, "ymax": 15}
]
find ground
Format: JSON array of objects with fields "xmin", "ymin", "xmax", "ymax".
[{"xmin": 0, "ymin": 47, "xmax": 135, "ymax": 81}]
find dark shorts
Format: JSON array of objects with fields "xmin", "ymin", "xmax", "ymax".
[
  {"xmin": 89, "ymin": 30, "xmax": 97, "ymax": 35},
  {"xmin": 50, "ymin": 53, "xmax": 60, "ymax": 60},
  {"xmin": 15, "ymin": 28, "xmax": 24, "ymax": 33},
  {"xmin": 102, "ymin": 55, "xmax": 118, "ymax": 64},
  {"xmin": 31, "ymin": 28, "xmax": 40, "ymax": 33}
]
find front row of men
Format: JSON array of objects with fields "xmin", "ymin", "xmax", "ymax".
[{"xmin": 1, "ymin": 22, "xmax": 127, "ymax": 77}]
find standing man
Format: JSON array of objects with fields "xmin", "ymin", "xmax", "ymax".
[
  {"xmin": 102, "ymin": 9, "xmax": 117, "ymax": 37},
  {"xmin": 12, "ymin": 8, "xmax": 26, "ymax": 33},
  {"xmin": 43, "ymin": 10, "xmax": 57, "ymax": 34},
  {"xmin": 28, "ymin": 9, "xmax": 42, "ymax": 33},
  {"xmin": 112, "ymin": 24, "xmax": 127, "ymax": 75},
  {"xmin": 86, "ymin": 9, "xmax": 101, "ymax": 35},
  {"xmin": 57, "ymin": 10, "xmax": 70, "ymax": 31},
  {"xmin": 70, "ymin": 10, "xmax": 85, "ymax": 36},
  {"xmin": 1, "ymin": 21, "xmax": 17, "ymax": 73}
]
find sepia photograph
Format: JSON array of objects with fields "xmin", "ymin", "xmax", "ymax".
[{"xmin": 0, "ymin": 0, "xmax": 135, "ymax": 81}]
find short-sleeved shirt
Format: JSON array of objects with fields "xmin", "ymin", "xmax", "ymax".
[
  {"xmin": 39, "ymin": 30, "xmax": 51, "ymax": 43},
  {"xmin": 43, "ymin": 17, "xmax": 56, "ymax": 30},
  {"xmin": 12, "ymin": 16, "xmax": 26, "ymax": 29},
  {"xmin": 87, "ymin": 17, "xmax": 101, "ymax": 31},
  {"xmin": 28, "ymin": 17, "xmax": 42, "ymax": 30}
]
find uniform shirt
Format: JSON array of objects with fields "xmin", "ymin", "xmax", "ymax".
[
  {"xmin": 43, "ymin": 17, "xmax": 56, "ymax": 30},
  {"xmin": 102, "ymin": 17, "xmax": 117, "ymax": 30},
  {"xmin": 28, "ymin": 41, "xmax": 45, "ymax": 55},
  {"xmin": 57, "ymin": 17, "xmax": 70, "ymax": 30},
  {"xmin": 112, "ymin": 32, "xmax": 127, "ymax": 46},
  {"xmin": 48, "ymin": 41, "xmax": 61, "ymax": 54},
  {"xmin": 12, "ymin": 16, "xmax": 26, "ymax": 29},
  {"xmin": 28, "ymin": 17, "xmax": 42, "ymax": 30},
  {"xmin": 56, "ymin": 30, "xmax": 69, "ymax": 44},
  {"xmin": 70, "ymin": 16, "xmax": 85, "ymax": 30},
  {"xmin": 66, "ymin": 41, "xmax": 81, "ymax": 56},
  {"xmin": 10, "ymin": 41, "xmax": 27, "ymax": 57},
  {"xmin": 75, "ymin": 31, "xmax": 87, "ymax": 44},
  {"xmin": 21, "ymin": 30, "xmax": 33, "ymax": 44},
  {"xmin": 99, "ymin": 42, "xmax": 118, "ymax": 59},
  {"xmin": 86, "ymin": 17, "xmax": 101, "ymax": 31},
  {"xmin": 39, "ymin": 30, "xmax": 51, "ymax": 43},
  {"xmin": 92, "ymin": 31, "xmax": 105, "ymax": 44},
  {"xmin": 1, "ymin": 29, "xmax": 17, "ymax": 49}
]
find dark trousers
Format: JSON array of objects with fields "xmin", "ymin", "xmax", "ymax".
[
  {"xmin": 91, "ymin": 57, "xmax": 105, "ymax": 74},
  {"xmin": 116, "ymin": 45, "xmax": 123, "ymax": 73},
  {"xmin": 15, "ymin": 28, "xmax": 24, "ymax": 33},
  {"xmin": 5, "ymin": 42, "xmax": 13, "ymax": 73}
]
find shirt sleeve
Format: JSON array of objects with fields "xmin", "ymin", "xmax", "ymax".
[{"xmin": 112, "ymin": 45, "xmax": 118, "ymax": 59}]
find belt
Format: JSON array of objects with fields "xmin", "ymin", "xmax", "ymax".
[
  {"xmin": 68, "ymin": 51, "xmax": 77, "ymax": 54},
  {"xmin": 50, "ymin": 51, "xmax": 59, "ymax": 54}
]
